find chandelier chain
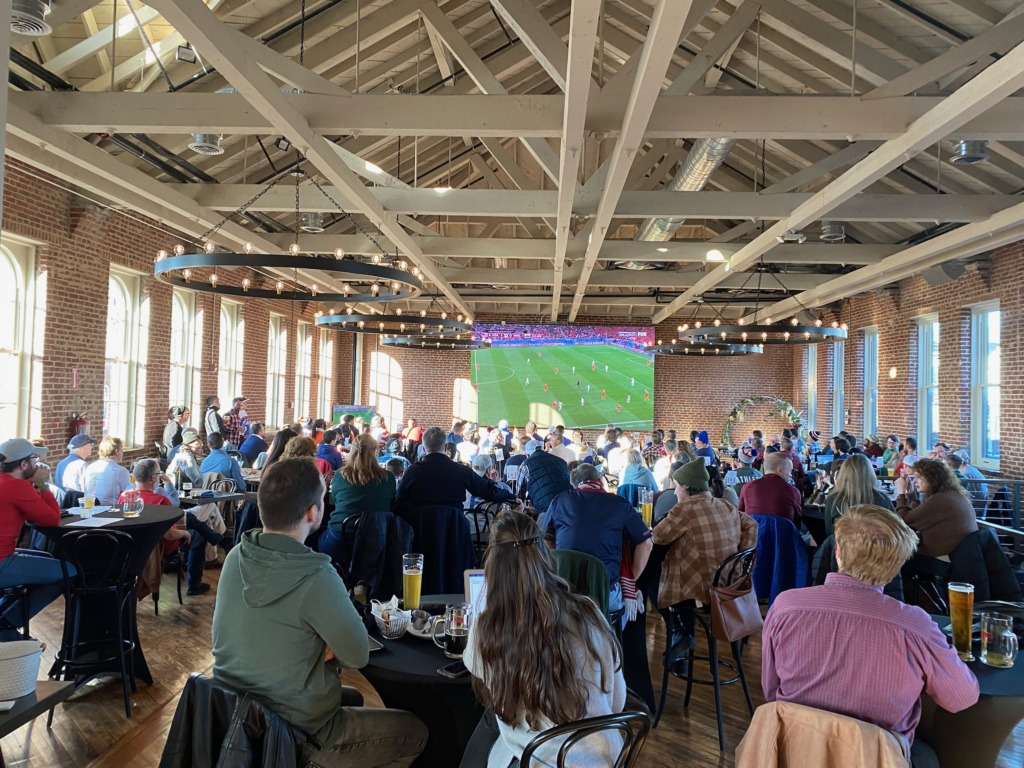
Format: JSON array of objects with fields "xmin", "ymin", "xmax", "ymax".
[
  {"xmin": 307, "ymin": 176, "xmax": 391, "ymax": 257},
  {"xmin": 197, "ymin": 175, "xmax": 287, "ymax": 244}
]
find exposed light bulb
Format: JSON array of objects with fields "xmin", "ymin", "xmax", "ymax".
[
  {"xmin": 695, "ymin": 321, "xmax": 702, "ymax": 329},
  {"xmin": 784, "ymin": 331, "xmax": 790, "ymax": 341},
  {"xmin": 714, "ymin": 318, "xmax": 721, "ymax": 327},
  {"xmin": 334, "ymin": 247, "xmax": 345, "ymax": 259},
  {"xmin": 289, "ymin": 243, "xmax": 300, "ymax": 255},
  {"xmin": 766, "ymin": 317, "xmax": 773, "ymax": 325},
  {"xmin": 244, "ymin": 242, "xmax": 254, "ymax": 254},
  {"xmin": 242, "ymin": 278, "xmax": 251, "ymax": 291},
  {"xmin": 761, "ymin": 332, "xmax": 768, "ymax": 341},
  {"xmin": 370, "ymin": 284, "xmax": 380, "ymax": 294},
  {"xmin": 790, "ymin": 317, "xmax": 799, "ymax": 326},
  {"xmin": 441, "ymin": 311, "xmax": 448, "ymax": 319},
  {"xmin": 840, "ymin": 322, "xmax": 848, "ymax": 331},
  {"xmin": 815, "ymin": 319, "xmax": 823, "ymax": 327},
  {"xmin": 204, "ymin": 242, "xmax": 216, "ymax": 254},
  {"xmin": 157, "ymin": 249, "xmax": 168, "ymax": 260},
  {"xmin": 209, "ymin": 273, "xmax": 218, "ymax": 286},
  {"xmin": 412, "ymin": 267, "xmax": 421, "ymax": 277},
  {"xmin": 372, "ymin": 254, "xmax": 381, "ymax": 265},
  {"xmin": 182, "ymin": 269, "xmax": 192, "ymax": 282},
  {"xmin": 343, "ymin": 283, "xmax": 350, "ymax": 295},
  {"xmin": 400, "ymin": 323, "xmax": 406, "ymax": 332},
  {"xmin": 420, "ymin": 310, "xmax": 426, "ymax": 317},
  {"xmin": 276, "ymin": 281, "xmax": 284, "ymax": 294},
  {"xmin": 174, "ymin": 244, "xmax": 186, "ymax": 255},
  {"xmin": 457, "ymin": 314, "xmax": 464, "ymax": 322},
  {"xmin": 832, "ymin": 320, "xmax": 839, "ymax": 328},
  {"xmin": 311, "ymin": 284, "xmax": 318, "ymax": 297},
  {"xmin": 682, "ymin": 323, "xmax": 689, "ymax": 331},
  {"xmin": 741, "ymin": 332, "xmax": 748, "ymax": 341},
  {"xmin": 357, "ymin": 321, "xmax": 365, "ymax": 328}
]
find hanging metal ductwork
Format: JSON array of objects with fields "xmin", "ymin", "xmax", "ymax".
[
  {"xmin": 188, "ymin": 133, "xmax": 224, "ymax": 156},
  {"xmin": 617, "ymin": 137, "xmax": 736, "ymax": 270},
  {"xmin": 11, "ymin": 0, "xmax": 50, "ymax": 35},
  {"xmin": 820, "ymin": 221, "xmax": 846, "ymax": 242},
  {"xmin": 950, "ymin": 139, "xmax": 989, "ymax": 166},
  {"xmin": 300, "ymin": 212, "xmax": 325, "ymax": 233}
]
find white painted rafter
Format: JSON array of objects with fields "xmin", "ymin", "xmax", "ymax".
[
  {"xmin": 147, "ymin": 0, "xmax": 472, "ymax": 319},
  {"xmin": 651, "ymin": 38, "xmax": 1024, "ymax": 324}
]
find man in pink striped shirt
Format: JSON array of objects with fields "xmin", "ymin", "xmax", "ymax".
[{"xmin": 762, "ymin": 504, "xmax": 978, "ymax": 767}]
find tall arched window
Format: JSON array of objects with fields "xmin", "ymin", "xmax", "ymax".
[
  {"xmin": 104, "ymin": 276, "xmax": 131, "ymax": 440},
  {"xmin": 369, "ymin": 350, "xmax": 403, "ymax": 430},
  {"xmin": 218, "ymin": 301, "xmax": 244, "ymax": 401},
  {"xmin": 318, "ymin": 331, "xmax": 334, "ymax": 421},
  {"xmin": 170, "ymin": 290, "xmax": 202, "ymax": 420},
  {"xmin": 295, "ymin": 322, "xmax": 312, "ymax": 421},
  {"xmin": 0, "ymin": 249, "xmax": 23, "ymax": 438},
  {"xmin": 266, "ymin": 315, "xmax": 287, "ymax": 429}
]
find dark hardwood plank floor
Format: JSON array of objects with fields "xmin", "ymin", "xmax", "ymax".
[{"xmin": 1, "ymin": 569, "xmax": 1020, "ymax": 767}]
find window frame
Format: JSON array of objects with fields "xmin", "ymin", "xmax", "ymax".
[
  {"xmin": 831, "ymin": 340, "xmax": 845, "ymax": 435},
  {"xmin": 266, "ymin": 314, "xmax": 287, "ymax": 429},
  {"xmin": 970, "ymin": 302, "xmax": 1000, "ymax": 471},
  {"xmin": 104, "ymin": 267, "xmax": 146, "ymax": 446},
  {"xmin": 169, "ymin": 289, "xmax": 204, "ymax": 421},
  {"xmin": 916, "ymin": 314, "xmax": 940, "ymax": 452},
  {"xmin": 295, "ymin": 321, "xmax": 312, "ymax": 421},
  {"xmin": 805, "ymin": 345, "xmax": 817, "ymax": 433},
  {"xmin": 863, "ymin": 327, "xmax": 879, "ymax": 438},
  {"xmin": 318, "ymin": 330, "xmax": 334, "ymax": 422},
  {"xmin": 218, "ymin": 300, "xmax": 244, "ymax": 402},
  {"xmin": 0, "ymin": 239, "xmax": 38, "ymax": 439}
]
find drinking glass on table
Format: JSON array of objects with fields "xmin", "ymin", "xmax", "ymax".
[
  {"xmin": 638, "ymin": 488, "xmax": 653, "ymax": 527},
  {"xmin": 948, "ymin": 582, "xmax": 975, "ymax": 662},
  {"xmin": 121, "ymin": 489, "xmax": 142, "ymax": 518},
  {"xmin": 403, "ymin": 553, "xmax": 424, "ymax": 611},
  {"xmin": 432, "ymin": 602, "xmax": 471, "ymax": 659},
  {"xmin": 981, "ymin": 613, "xmax": 1018, "ymax": 668}
]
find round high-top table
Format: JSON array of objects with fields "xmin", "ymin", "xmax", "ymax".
[
  {"xmin": 360, "ymin": 594, "xmax": 482, "ymax": 768},
  {"xmin": 917, "ymin": 614, "xmax": 1024, "ymax": 768},
  {"xmin": 31, "ymin": 504, "xmax": 182, "ymax": 686}
]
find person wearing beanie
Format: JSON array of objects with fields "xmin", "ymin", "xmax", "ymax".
[
  {"xmin": 732, "ymin": 445, "xmax": 763, "ymax": 490},
  {"xmin": 651, "ymin": 458, "xmax": 758, "ymax": 658},
  {"xmin": 693, "ymin": 430, "xmax": 718, "ymax": 467}
]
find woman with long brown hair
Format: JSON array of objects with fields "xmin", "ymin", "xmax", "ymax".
[
  {"xmin": 259, "ymin": 429, "xmax": 298, "ymax": 477},
  {"xmin": 895, "ymin": 457, "xmax": 977, "ymax": 557},
  {"xmin": 460, "ymin": 511, "xmax": 626, "ymax": 767},
  {"xmin": 318, "ymin": 433, "xmax": 396, "ymax": 562}
]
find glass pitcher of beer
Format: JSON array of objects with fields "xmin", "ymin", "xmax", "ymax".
[
  {"xmin": 980, "ymin": 613, "xmax": 1018, "ymax": 668},
  {"xmin": 403, "ymin": 553, "xmax": 423, "ymax": 611},
  {"xmin": 432, "ymin": 602, "xmax": 472, "ymax": 659},
  {"xmin": 948, "ymin": 582, "xmax": 975, "ymax": 662}
]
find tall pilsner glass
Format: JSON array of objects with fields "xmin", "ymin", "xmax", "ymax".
[
  {"xmin": 948, "ymin": 582, "xmax": 975, "ymax": 662},
  {"xmin": 403, "ymin": 553, "xmax": 424, "ymax": 611}
]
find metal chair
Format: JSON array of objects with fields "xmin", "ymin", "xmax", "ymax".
[
  {"xmin": 467, "ymin": 501, "xmax": 510, "ymax": 565},
  {"xmin": 520, "ymin": 712, "xmax": 652, "ymax": 768},
  {"xmin": 0, "ymin": 585, "xmax": 30, "ymax": 640},
  {"xmin": 49, "ymin": 530, "xmax": 137, "ymax": 722},
  {"xmin": 654, "ymin": 547, "xmax": 757, "ymax": 750}
]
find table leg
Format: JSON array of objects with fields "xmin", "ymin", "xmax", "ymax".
[{"xmin": 919, "ymin": 695, "xmax": 1024, "ymax": 768}]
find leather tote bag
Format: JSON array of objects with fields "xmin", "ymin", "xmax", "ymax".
[{"xmin": 710, "ymin": 574, "xmax": 763, "ymax": 643}]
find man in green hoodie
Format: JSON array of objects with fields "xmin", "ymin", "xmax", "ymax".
[{"xmin": 212, "ymin": 457, "xmax": 427, "ymax": 767}]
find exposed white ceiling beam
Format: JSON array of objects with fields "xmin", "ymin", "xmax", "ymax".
[
  {"xmin": 257, "ymin": 235, "xmax": 893, "ymax": 264},
  {"xmin": 148, "ymin": 0, "xmax": 472, "ymax": 319},
  {"xmin": 40, "ymin": 0, "xmax": 105, "ymax": 32},
  {"xmin": 871, "ymin": 0, "xmax": 963, "ymax": 46},
  {"xmin": 417, "ymin": 0, "xmax": 561, "ymax": 184},
  {"xmin": 79, "ymin": 9, "xmax": 112, "ymax": 74},
  {"xmin": 865, "ymin": 13, "xmax": 1024, "ymax": 100},
  {"xmin": 443, "ymin": 266, "xmax": 833, "ymax": 290},
  {"xmin": 174, "ymin": 184, "xmax": 1024, "ymax": 222},
  {"xmin": 468, "ymin": 152, "xmax": 543, "ymax": 238},
  {"xmin": 747, "ymin": 200, "xmax": 1024, "ymax": 322},
  {"xmin": 664, "ymin": 0, "xmax": 760, "ymax": 96},
  {"xmin": 425, "ymin": 20, "xmax": 456, "ymax": 83},
  {"xmin": 568, "ymin": 0, "xmax": 698, "ymax": 321},
  {"xmin": 551, "ymin": 0, "xmax": 601, "ymax": 320},
  {"xmin": 44, "ymin": 3, "xmax": 160, "ymax": 75},
  {"xmin": 21, "ymin": 91, "xmax": 1024, "ymax": 140},
  {"xmin": 489, "ymin": 0, "xmax": 583, "ymax": 93},
  {"xmin": 652, "ymin": 38, "xmax": 1024, "ymax": 323}
]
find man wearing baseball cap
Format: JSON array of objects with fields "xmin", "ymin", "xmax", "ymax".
[
  {"xmin": 0, "ymin": 438, "xmax": 69, "ymax": 637},
  {"xmin": 55, "ymin": 434, "xmax": 97, "ymax": 492},
  {"xmin": 223, "ymin": 396, "xmax": 249, "ymax": 449}
]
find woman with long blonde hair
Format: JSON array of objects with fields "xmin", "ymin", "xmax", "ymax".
[
  {"xmin": 460, "ymin": 511, "xmax": 625, "ymax": 768},
  {"xmin": 318, "ymin": 434, "xmax": 395, "ymax": 562},
  {"xmin": 823, "ymin": 453, "xmax": 894, "ymax": 537}
]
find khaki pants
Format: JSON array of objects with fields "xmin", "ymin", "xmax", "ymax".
[{"xmin": 307, "ymin": 707, "xmax": 428, "ymax": 768}]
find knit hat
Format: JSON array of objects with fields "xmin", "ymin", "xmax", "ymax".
[
  {"xmin": 695, "ymin": 430, "xmax": 710, "ymax": 445},
  {"xmin": 672, "ymin": 457, "xmax": 709, "ymax": 492},
  {"xmin": 738, "ymin": 446, "xmax": 757, "ymax": 464},
  {"xmin": 181, "ymin": 428, "xmax": 201, "ymax": 445},
  {"xmin": 808, "ymin": 430, "xmax": 821, "ymax": 442}
]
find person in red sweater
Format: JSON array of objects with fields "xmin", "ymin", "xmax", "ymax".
[
  {"xmin": 0, "ymin": 438, "xmax": 69, "ymax": 639},
  {"xmin": 738, "ymin": 451, "xmax": 803, "ymax": 523}
]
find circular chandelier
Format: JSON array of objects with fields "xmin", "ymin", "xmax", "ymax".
[
  {"xmin": 380, "ymin": 335, "xmax": 491, "ymax": 351},
  {"xmin": 153, "ymin": 159, "xmax": 423, "ymax": 303},
  {"xmin": 645, "ymin": 339, "xmax": 763, "ymax": 356},
  {"xmin": 677, "ymin": 316, "xmax": 848, "ymax": 345},
  {"xmin": 316, "ymin": 309, "xmax": 471, "ymax": 336}
]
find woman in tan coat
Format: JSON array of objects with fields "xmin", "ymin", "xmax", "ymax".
[{"xmin": 894, "ymin": 457, "xmax": 977, "ymax": 557}]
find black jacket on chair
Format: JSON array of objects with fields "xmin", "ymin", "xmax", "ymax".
[{"xmin": 160, "ymin": 673, "xmax": 311, "ymax": 768}]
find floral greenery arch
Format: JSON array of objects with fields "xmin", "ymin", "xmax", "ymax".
[{"xmin": 722, "ymin": 396, "xmax": 804, "ymax": 449}]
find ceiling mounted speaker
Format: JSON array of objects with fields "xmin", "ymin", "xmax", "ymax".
[
  {"xmin": 820, "ymin": 221, "xmax": 845, "ymax": 243},
  {"xmin": 921, "ymin": 261, "xmax": 966, "ymax": 286},
  {"xmin": 11, "ymin": 0, "xmax": 50, "ymax": 35},
  {"xmin": 188, "ymin": 133, "xmax": 224, "ymax": 156},
  {"xmin": 950, "ymin": 139, "xmax": 989, "ymax": 166},
  {"xmin": 300, "ymin": 212, "xmax": 325, "ymax": 233}
]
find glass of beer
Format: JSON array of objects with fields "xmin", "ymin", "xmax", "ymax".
[
  {"xmin": 403, "ymin": 553, "xmax": 424, "ymax": 611},
  {"xmin": 432, "ymin": 602, "xmax": 471, "ymax": 658},
  {"xmin": 948, "ymin": 582, "xmax": 975, "ymax": 661},
  {"xmin": 980, "ymin": 613, "xmax": 1018, "ymax": 668},
  {"xmin": 639, "ymin": 488, "xmax": 653, "ymax": 527}
]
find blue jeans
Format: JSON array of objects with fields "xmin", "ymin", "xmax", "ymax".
[
  {"xmin": 0, "ymin": 550, "xmax": 74, "ymax": 629},
  {"xmin": 186, "ymin": 514, "xmax": 230, "ymax": 589},
  {"xmin": 318, "ymin": 526, "xmax": 347, "ymax": 564}
]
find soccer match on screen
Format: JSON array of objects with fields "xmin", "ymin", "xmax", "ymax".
[{"xmin": 470, "ymin": 324, "xmax": 655, "ymax": 430}]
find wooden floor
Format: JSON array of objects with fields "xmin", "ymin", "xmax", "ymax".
[{"xmin": 3, "ymin": 568, "xmax": 1022, "ymax": 767}]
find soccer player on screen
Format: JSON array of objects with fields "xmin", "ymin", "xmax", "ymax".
[
  {"xmin": 572, "ymin": 366, "xmax": 576, "ymax": 374},
  {"xmin": 554, "ymin": 367, "xmax": 559, "ymax": 375},
  {"xmin": 543, "ymin": 383, "xmax": 548, "ymax": 392},
  {"xmin": 627, "ymin": 394, "xmax": 631, "ymax": 404},
  {"xmin": 644, "ymin": 391, "xmax": 650, "ymax": 402},
  {"xmin": 525, "ymin": 377, "xmax": 529, "ymax": 386},
  {"xmin": 591, "ymin": 362, "xmax": 596, "ymax": 371},
  {"xmin": 605, "ymin": 365, "xmax": 609, "ymax": 373},
  {"xmin": 616, "ymin": 405, "xmax": 622, "ymax": 412},
  {"xmin": 551, "ymin": 400, "xmax": 558, "ymax": 410},
  {"xmin": 601, "ymin": 389, "xmax": 606, "ymax": 400},
  {"xmin": 580, "ymin": 397, "xmax": 585, "ymax": 407},
  {"xmin": 631, "ymin": 377, "xmax": 635, "ymax": 387}
]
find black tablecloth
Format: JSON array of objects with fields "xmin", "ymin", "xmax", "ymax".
[
  {"xmin": 929, "ymin": 614, "xmax": 1024, "ymax": 697},
  {"xmin": 32, "ymin": 504, "xmax": 182, "ymax": 686},
  {"xmin": 361, "ymin": 594, "xmax": 481, "ymax": 768}
]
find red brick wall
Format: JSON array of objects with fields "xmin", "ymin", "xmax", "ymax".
[
  {"xmin": 793, "ymin": 242, "xmax": 1022, "ymax": 477},
  {"xmin": 5, "ymin": 160, "xmax": 355, "ymax": 462}
]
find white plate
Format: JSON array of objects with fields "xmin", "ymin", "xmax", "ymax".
[{"xmin": 407, "ymin": 621, "xmax": 437, "ymax": 640}]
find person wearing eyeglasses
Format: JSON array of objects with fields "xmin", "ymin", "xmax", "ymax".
[{"xmin": 0, "ymin": 438, "xmax": 71, "ymax": 639}]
